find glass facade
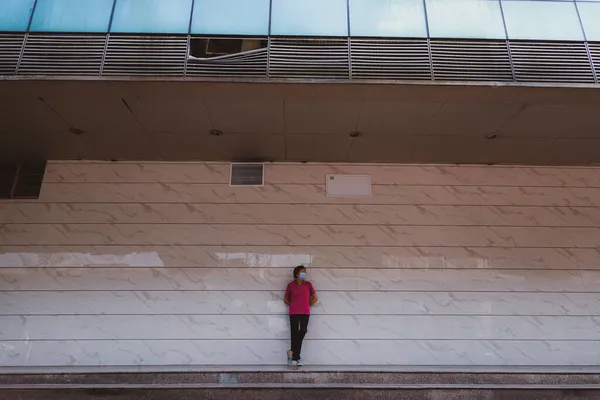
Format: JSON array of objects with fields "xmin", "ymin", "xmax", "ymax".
[
  {"xmin": 190, "ymin": 0, "xmax": 270, "ymax": 35},
  {"xmin": 110, "ymin": 0, "xmax": 193, "ymax": 34},
  {"xmin": 1, "ymin": 0, "xmax": 600, "ymax": 41},
  {"xmin": 30, "ymin": 0, "xmax": 114, "ymax": 32}
]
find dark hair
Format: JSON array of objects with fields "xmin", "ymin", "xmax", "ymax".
[{"xmin": 293, "ymin": 265, "xmax": 306, "ymax": 278}]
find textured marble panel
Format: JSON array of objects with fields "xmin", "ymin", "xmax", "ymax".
[
  {"xmin": 3, "ymin": 246, "xmax": 600, "ymax": 270},
  {"xmin": 45, "ymin": 162, "xmax": 600, "ymax": 187},
  {"xmin": 2, "ymin": 268, "xmax": 599, "ymax": 292},
  {"xmin": 5, "ymin": 203, "xmax": 600, "ymax": 226},
  {"xmin": 3, "ymin": 291, "xmax": 600, "ymax": 316},
  {"xmin": 44, "ymin": 162, "xmax": 230, "ymax": 184},
  {"xmin": 3, "ymin": 224, "xmax": 600, "ymax": 247},
  {"xmin": 5, "ymin": 162, "xmax": 600, "ymax": 368},
  {"xmin": 2, "ymin": 315, "xmax": 600, "ymax": 340},
  {"xmin": 2, "ymin": 339, "xmax": 600, "ymax": 366},
  {"xmin": 38, "ymin": 183, "xmax": 600, "ymax": 206}
]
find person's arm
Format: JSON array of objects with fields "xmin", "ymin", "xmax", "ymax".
[
  {"xmin": 309, "ymin": 284, "xmax": 318, "ymax": 307},
  {"xmin": 284, "ymin": 284, "xmax": 291, "ymax": 306}
]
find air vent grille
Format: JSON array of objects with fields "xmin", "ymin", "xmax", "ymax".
[
  {"xmin": 0, "ymin": 162, "xmax": 46, "ymax": 199},
  {"xmin": 510, "ymin": 41, "xmax": 594, "ymax": 83},
  {"xmin": 230, "ymin": 163, "xmax": 264, "ymax": 186},
  {"xmin": 187, "ymin": 47, "xmax": 268, "ymax": 78},
  {"xmin": 589, "ymin": 42, "xmax": 600, "ymax": 83},
  {"xmin": 431, "ymin": 39, "xmax": 512, "ymax": 82},
  {"xmin": 19, "ymin": 33, "xmax": 105, "ymax": 75},
  {"xmin": 103, "ymin": 35, "xmax": 187, "ymax": 76},
  {"xmin": 350, "ymin": 38, "xmax": 431, "ymax": 80},
  {"xmin": 0, "ymin": 33, "xmax": 25, "ymax": 75},
  {"xmin": 269, "ymin": 38, "xmax": 349, "ymax": 79},
  {"xmin": 2, "ymin": 33, "xmax": 600, "ymax": 85}
]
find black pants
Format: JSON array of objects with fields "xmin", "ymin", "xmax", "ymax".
[{"xmin": 289, "ymin": 314, "xmax": 310, "ymax": 361}]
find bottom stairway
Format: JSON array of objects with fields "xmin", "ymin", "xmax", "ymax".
[{"xmin": 2, "ymin": 366, "xmax": 600, "ymax": 399}]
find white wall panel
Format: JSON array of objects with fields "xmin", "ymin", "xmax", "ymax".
[
  {"xmin": 2, "ymin": 161, "xmax": 600, "ymax": 367},
  {"xmin": 4, "ymin": 203, "xmax": 600, "ymax": 226},
  {"xmin": 3, "ymin": 339, "xmax": 599, "ymax": 366},
  {"xmin": 3, "ymin": 267, "xmax": 600, "ymax": 292},
  {"xmin": 2, "ymin": 315, "xmax": 600, "ymax": 340},
  {"xmin": 37, "ymin": 182, "xmax": 600, "ymax": 206},
  {"xmin": 3, "ymin": 290, "xmax": 600, "ymax": 316},
  {"xmin": 2, "ymin": 245, "xmax": 600, "ymax": 269},
  {"xmin": 4, "ymin": 224, "xmax": 600, "ymax": 247}
]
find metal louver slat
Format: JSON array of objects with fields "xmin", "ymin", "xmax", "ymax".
[
  {"xmin": 509, "ymin": 41, "xmax": 594, "ymax": 84},
  {"xmin": 0, "ymin": 33, "xmax": 25, "ymax": 76},
  {"xmin": 19, "ymin": 34, "xmax": 105, "ymax": 75},
  {"xmin": 187, "ymin": 48, "xmax": 268, "ymax": 78},
  {"xmin": 103, "ymin": 35, "xmax": 187, "ymax": 76},
  {"xmin": 589, "ymin": 42, "xmax": 600, "ymax": 83},
  {"xmin": 431, "ymin": 40, "xmax": 512, "ymax": 82},
  {"xmin": 269, "ymin": 38, "xmax": 349, "ymax": 79},
  {"xmin": 350, "ymin": 39, "xmax": 430, "ymax": 80}
]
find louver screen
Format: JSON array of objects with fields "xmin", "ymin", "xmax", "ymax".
[{"xmin": 230, "ymin": 163, "xmax": 264, "ymax": 186}]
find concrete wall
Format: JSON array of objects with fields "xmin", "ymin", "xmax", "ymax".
[{"xmin": 1, "ymin": 162, "xmax": 600, "ymax": 367}]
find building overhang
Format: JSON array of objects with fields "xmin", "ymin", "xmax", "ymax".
[{"xmin": 1, "ymin": 77, "xmax": 600, "ymax": 165}]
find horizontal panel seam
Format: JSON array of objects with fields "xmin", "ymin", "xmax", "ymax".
[{"xmin": 2, "ymin": 338, "xmax": 599, "ymax": 342}]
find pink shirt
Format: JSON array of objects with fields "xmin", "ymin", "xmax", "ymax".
[{"xmin": 285, "ymin": 281, "xmax": 316, "ymax": 315}]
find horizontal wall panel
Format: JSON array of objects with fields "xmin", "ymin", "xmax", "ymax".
[
  {"xmin": 4, "ymin": 203, "xmax": 600, "ymax": 227},
  {"xmin": 187, "ymin": 47, "xmax": 268, "ymax": 78},
  {"xmin": 0, "ymin": 33, "xmax": 25, "ymax": 75},
  {"xmin": 2, "ymin": 268, "xmax": 599, "ymax": 292},
  {"xmin": 3, "ymin": 246, "xmax": 600, "ymax": 270},
  {"xmin": 37, "ymin": 183, "xmax": 600, "ymax": 207},
  {"xmin": 510, "ymin": 41, "xmax": 595, "ymax": 84},
  {"xmin": 269, "ymin": 38, "xmax": 350, "ymax": 79},
  {"xmin": 19, "ymin": 34, "xmax": 105, "ymax": 75},
  {"xmin": 44, "ymin": 163, "xmax": 600, "ymax": 187},
  {"xmin": 2, "ymin": 315, "xmax": 599, "ymax": 341},
  {"xmin": 103, "ymin": 35, "xmax": 187, "ymax": 76},
  {"xmin": 2, "ymin": 339, "xmax": 599, "ymax": 366},
  {"xmin": 350, "ymin": 38, "xmax": 431, "ymax": 80},
  {"xmin": 431, "ymin": 39, "xmax": 512, "ymax": 82},
  {"xmin": 3, "ymin": 290, "xmax": 600, "ymax": 317},
  {"xmin": 3, "ymin": 224, "xmax": 600, "ymax": 247}
]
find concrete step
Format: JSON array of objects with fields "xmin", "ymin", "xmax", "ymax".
[{"xmin": 2, "ymin": 368, "xmax": 600, "ymax": 399}]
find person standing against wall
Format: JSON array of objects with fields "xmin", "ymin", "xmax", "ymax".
[{"xmin": 284, "ymin": 265, "xmax": 318, "ymax": 366}]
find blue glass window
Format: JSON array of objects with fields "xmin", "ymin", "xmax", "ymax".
[
  {"xmin": 349, "ymin": 0, "xmax": 427, "ymax": 38},
  {"xmin": 30, "ymin": 0, "xmax": 114, "ymax": 32},
  {"xmin": 191, "ymin": 0, "xmax": 269, "ymax": 35},
  {"xmin": 426, "ymin": 0, "xmax": 506, "ymax": 39},
  {"xmin": 502, "ymin": 1, "xmax": 584, "ymax": 41},
  {"xmin": 111, "ymin": 0, "xmax": 193, "ymax": 34},
  {"xmin": 271, "ymin": 0, "xmax": 348, "ymax": 36},
  {"xmin": 577, "ymin": 2, "xmax": 600, "ymax": 42},
  {"xmin": 0, "ymin": 0, "xmax": 35, "ymax": 31}
]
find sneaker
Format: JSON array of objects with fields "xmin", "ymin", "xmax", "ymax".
[
  {"xmin": 287, "ymin": 350, "xmax": 293, "ymax": 366},
  {"xmin": 293, "ymin": 359, "xmax": 303, "ymax": 367}
]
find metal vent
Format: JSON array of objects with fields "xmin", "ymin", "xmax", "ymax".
[
  {"xmin": 431, "ymin": 39, "xmax": 512, "ymax": 82},
  {"xmin": 588, "ymin": 42, "xmax": 600, "ymax": 83},
  {"xmin": 0, "ymin": 162, "xmax": 46, "ymax": 199},
  {"xmin": 509, "ymin": 41, "xmax": 594, "ymax": 83},
  {"xmin": 187, "ymin": 47, "xmax": 268, "ymax": 78},
  {"xmin": 19, "ymin": 33, "xmax": 105, "ymax": 75},
  {"xmin": 0, "ymin": 33, "xmax": 25, "ymax": 76},
  {"xmin": 230, "ymin": 163, "xmax": 264, "ymax": 186},
  {"xmin": 350, "ymin": 38, "xmax": 430, "ymax": 80},
  {"xmin": 269, "ymin": 38, "xmax": 349, "ymax": 79},
  {"xmin": 103, "ymin": 35, "xmax": 187, "ymax": 76}
]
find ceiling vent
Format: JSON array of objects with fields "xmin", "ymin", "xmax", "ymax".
[
  {"xmin": 326, "ymin": 174, "xmax": 371, "ymax": 197},
  {"xmin": 230, "ymin": 163, "xmax": 264, "ymax": 187},
  {"xmin": 0, "ymin": 162, "xmax": 46, "ymax": 199}
]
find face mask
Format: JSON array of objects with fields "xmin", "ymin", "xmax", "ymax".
[{"xmin": 299, "ymin": 272, "xmax": 307, "ymax": 281}]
